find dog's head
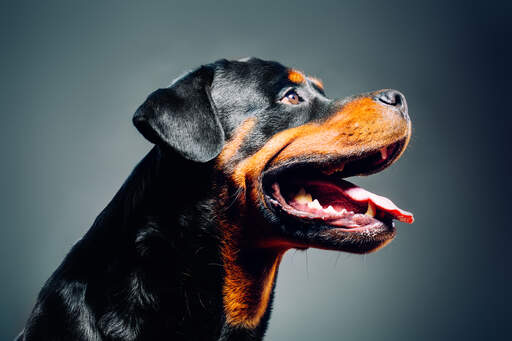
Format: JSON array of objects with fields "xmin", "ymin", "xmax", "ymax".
[{"xmin": 134, "ymin": 57, "xmax": 413, "ymax": 255}]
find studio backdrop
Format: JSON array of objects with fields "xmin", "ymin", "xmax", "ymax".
[{"xmin": 1, "ymin": 1, "xmax": 507, "ymax": 340}]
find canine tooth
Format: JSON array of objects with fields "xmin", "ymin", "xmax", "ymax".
[
  {"xmin": 294, "ymin": 188, "xmax": 313, "ymax": 204},
  {"xmin": 365, "ymin": 201, "xmax": 377, "ymax": 217},
  {"xmin": 325, "ymin": 205, "xmax": 337, "ymax": 214},
  {"xmin": 340, "ymin": 208, "xmax": 348, "ymax": 214},
  {"xmin": 380, "ymin": 147, "xmax": 388, "ymax": 160},
  {"xmin": 307, "ymin": 199, "xmax": 322, "ymax": 210}
]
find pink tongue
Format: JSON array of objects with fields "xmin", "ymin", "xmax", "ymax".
[{"xmin": 341, "ymin": 180, "xmax": 414, "ymax": 224}]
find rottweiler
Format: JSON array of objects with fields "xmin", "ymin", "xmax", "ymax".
[{"xmin": 17, "ymin": 57, "xmax": 413, "ymax": 341}]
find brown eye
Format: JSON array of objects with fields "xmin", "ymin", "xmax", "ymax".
[{"xmin": 281, "ymin": 89, "xmax": 302, "ymax": 105}]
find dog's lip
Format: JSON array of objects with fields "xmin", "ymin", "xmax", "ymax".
[{"xmin": 263, "ymin": 139, "xmax": 407, "ymax": 181}]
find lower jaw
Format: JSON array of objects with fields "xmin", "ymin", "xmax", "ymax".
[
  {"xmin": 311, "ymin": 234, "xmax": 395, "ymax": 254},
  {"xmin": 261, "ymin": 228, "xmax": 395, "ymax": 253},
  {"xmin": 304, "ymin": 221, "xmax": 396, "ymax": 253},
  {"xmin": 262, "ymin": 197, "xmax": 396, "ymax": 253}
]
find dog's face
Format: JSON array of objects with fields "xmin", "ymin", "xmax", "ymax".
[{"xmin": 134, "ymin": 58, "xmax": 413, "ymax": 255}]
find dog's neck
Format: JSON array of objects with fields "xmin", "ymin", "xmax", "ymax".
[{"xmin": 78, "ymin": 147, "xmax": 281, "ymax": 340}]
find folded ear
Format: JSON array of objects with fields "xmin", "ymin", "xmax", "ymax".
[{"xmin": 133, "ymin": 65, "xmax": 225, "ymax": 162}]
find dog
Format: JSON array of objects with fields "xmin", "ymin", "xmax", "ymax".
[{"xmin": 17, "ymin": 57, "xmax": 413, "ymax": 341}]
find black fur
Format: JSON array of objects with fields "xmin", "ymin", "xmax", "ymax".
[
  {"xmin": 133, "ymin": 66, "xmax": 225, "ymax": 162},
  {"xmin": 18, "ymin": 58, "xmax": 324, "ymax": 341}
]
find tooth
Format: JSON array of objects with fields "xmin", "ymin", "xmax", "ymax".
[
  {"xmin": 380, "ymin": 147, "xmax": 388, "ymax": 160},
  {"xmin": 312, "ymin": 199, "xmax": 323, "ymax": 209},
  {"xmin": 325, "ymin": 205, "xmax": 337, "ymax": 214},
  {"xmin": 294, "ymin": 188, "xmax": 313, "ymax": 204},
  {"xmin": 307, "ymin": 199, "xmax": 322, "ymax": 210},
  {"xmin": 365, "ymin": 201, "xmax": 376, "ymax": 217},
  {"xmin": 340, "ymin": 208, "xmax": 348, "ymax": 214}
]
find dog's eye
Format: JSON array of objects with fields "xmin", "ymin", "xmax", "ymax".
[{"xmin": 280, "ymin": 90, "xmax": 303, "ymax": 105}]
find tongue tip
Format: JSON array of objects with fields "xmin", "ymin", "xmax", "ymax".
[
  {"xmin": 374, "ymin": 201, "xmax": 414, "ymax": 224},
  {"xmin": 397, "ymin": 213, "xmax": 414, "ymax": 224},
  {"xmin": 344, "ymin": 185, "xmax": 414, "ymax": 224}
]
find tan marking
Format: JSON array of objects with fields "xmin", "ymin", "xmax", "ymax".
[
  {"xmin": 221, "ymin": 234, "xmax": 284, "ymax": 329},
  {"xmin": 270, "ymin": 97, "xmax": 410, "ymax": 166},
  {"xmin": 288, "ymin": 69, "xmax": 305, "ymax": 84},
  {"xmin": 218, "ymin": 117, "xmax": 257, "ymax": 166}
]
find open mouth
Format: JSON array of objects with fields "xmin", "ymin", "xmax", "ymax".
[{"xmin": 263, "ymin": 140, "xmax": 413, "ymax": 233}]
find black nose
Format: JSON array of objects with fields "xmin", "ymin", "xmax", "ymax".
[{"xmin": 376, "ymin": 90, "xmax": 407, "ymax": 113}]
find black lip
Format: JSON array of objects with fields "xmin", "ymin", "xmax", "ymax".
[{"xmin": 262, "ymin": 138, "xmax": 406, "ymax": 185}]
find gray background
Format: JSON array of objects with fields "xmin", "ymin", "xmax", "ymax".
[{"xmin": 1, "ymin": 0, "xmax": 509, "ymax": 340}]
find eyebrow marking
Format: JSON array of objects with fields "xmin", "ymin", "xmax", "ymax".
[{"xmin": 288, "ymin": 69, "xmax": 305, "ymax": 84}]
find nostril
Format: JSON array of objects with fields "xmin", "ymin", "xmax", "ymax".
[
  {"xmin": 376, "ymin": 90, "xmax": 408, "ymax": 116},
  {"xmin": 377, "ymin": 90, "xmax": 402, "ymax": 107},
  {"xmin": 393, "ymin": 93, "xmax": 401, "ymax": 106}
]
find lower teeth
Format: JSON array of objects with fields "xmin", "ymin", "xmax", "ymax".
[{"xmin": 293, "ymin": 187, "xmax": 374, "ymax": 218}]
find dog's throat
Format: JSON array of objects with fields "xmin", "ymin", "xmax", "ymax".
[{"xmin": 221, "ymin": 239, "xmax": 284, "ymax": 329}]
